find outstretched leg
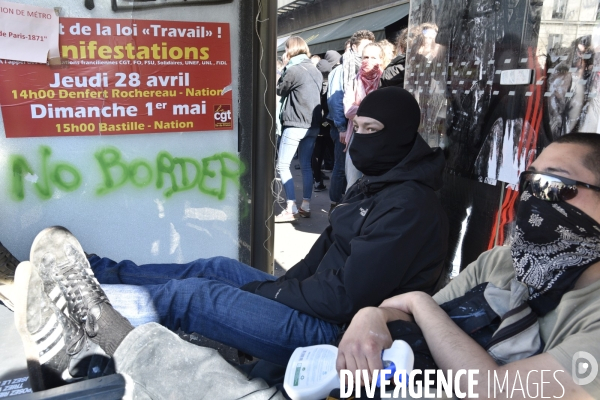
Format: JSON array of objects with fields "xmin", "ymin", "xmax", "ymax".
[
  {"xmin": 16, "ymin": 229, "xmax": 285, "ymax": 399},
  {"xmin": 29, "ymin": 227, "xmax": 340, "ymax": 366}
]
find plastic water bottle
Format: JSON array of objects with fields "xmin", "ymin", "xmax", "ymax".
[{"xmin": 283, "ymin": 340, "xmax": 414, "ymax": 400}]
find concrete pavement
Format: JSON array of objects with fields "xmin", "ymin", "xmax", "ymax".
[{"xmin": 273, "ymin": 164, "xmax": 332, "ymax": 276}]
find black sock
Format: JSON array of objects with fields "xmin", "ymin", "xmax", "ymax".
[{"xmin": 89, "ymin": 304, "xmax": 134, "ymax": 356}]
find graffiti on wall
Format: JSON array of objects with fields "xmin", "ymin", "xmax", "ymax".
[{"xmin": 9, "ymin": 146, "xmax": 245, "ymax": 201}]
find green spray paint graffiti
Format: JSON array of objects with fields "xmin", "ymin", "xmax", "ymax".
[
  {"xmin": 10, "ymin": 146, "xmax": 82, "ymax": 201},
  {"xmin": 9, "ymin": 146, "xmax": 245, "ymax": 201}
]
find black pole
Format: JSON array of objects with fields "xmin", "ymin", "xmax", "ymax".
[
  {"xmin": 239, "ymin": 0, "xmax": 276, "ymax": 273},
  {"xmin": 252, "ymin": 0, "xmax": 277, "ymax": 273}
]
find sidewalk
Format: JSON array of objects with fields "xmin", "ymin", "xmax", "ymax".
[{"xmin": 273, "ymin": 164, "xmax": 332, "ymax": 276}]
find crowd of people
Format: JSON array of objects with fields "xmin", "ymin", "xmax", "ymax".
[
  {"xmin": 275, "ymin": 28, "xmax": 408, "ymax": 222},
  {"xmin": 0, "ymin": 26, "xmax": 599, "ymax": 400}
]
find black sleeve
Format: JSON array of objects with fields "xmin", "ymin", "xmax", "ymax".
[
  {"xmin": 240, "ymin": 226, "xmax": 335, "ymax": 293},
  {"xmin": 253, "ymin": 205, "xmax": 430, "ymax": 324},
  {"xmin": 380, "ymin": 65, "xmax": 405, "ymax": 88},
  {"xmin": 239, "ymin": 280, "xmax": 262, "ymax": 293}
]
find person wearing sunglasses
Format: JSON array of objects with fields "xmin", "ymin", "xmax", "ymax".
[
  {"xmin": 337, "ymin": 133, "xmax": 600, "ymax": 398},
  {"xmin": 518, "ymin": 171, "xmax": 600, "ymax": 203}
]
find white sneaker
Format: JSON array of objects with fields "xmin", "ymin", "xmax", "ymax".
[{"xmin": 274, "ymin": 209, "xmax": 298, "ymax": 223}]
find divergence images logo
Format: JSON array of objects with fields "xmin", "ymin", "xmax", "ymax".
[
  {"xmin": 572, "ymin": 351, "xmax": 598, "ymax": 386},
  {"xmin": 214, "ymin": 105, "xmax": 232, "ymax": 128}
]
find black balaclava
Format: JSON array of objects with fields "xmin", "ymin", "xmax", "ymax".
[
  {"xmin": 349, "ymin": 87, "xmax": 420, "ymax": 176},
  {"xmin": 511, "ymin": 188, "xmax": 600, "ymax": 316}
]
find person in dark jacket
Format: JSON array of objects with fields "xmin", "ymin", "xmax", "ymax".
[
  {"xmin": 311, "ymin": 59, "xmax": 334, "ymax": 192},
  {"xmin": 321, "ymin": 50, "xmax": 342, "ymax": 173},
  {"xmin": 275, "ymin": 36, "xmax": 323, "ymax": 222},
  {"xmin": 81, "ymin": 87, "xmax": 448, "ymax": 367},
  {"xmin": 380, "ymin": 28, "xmax": 408, "ymax": 88}
]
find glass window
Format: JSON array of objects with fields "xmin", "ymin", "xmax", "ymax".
[
  {"xmin": 548, "ymin": 33, "xmax": 563, "ymax": 51},
  {"xmin": 406, "ymin": 0, "xmax": 600, "ymax": 252},
  {"xmin": 552, "ymin": 0, "xmax": 567, "ymax": 19}
]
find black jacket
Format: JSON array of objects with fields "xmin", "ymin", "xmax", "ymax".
[
  {"xmin": 380, "ymin": 55, "xmax": 406, "ymax": 88},
  {"xmin": 277, "ymin": 58, "xmax": 323, "ymax": 129},
  {"xmin": 244, "ymin": 136, "xmax": 448, "ymax": 324}
]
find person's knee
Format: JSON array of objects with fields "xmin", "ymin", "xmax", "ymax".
[
  {"xmin": 276, "ymin": 164, "xmax": 291, "ymax": 180},
  {"xmin": 210, "ymin": 256, "xmax": 237, "ymax": 266},
  {"xmin": 188, "ymin": 256, "xmax": 232, "ymax": 272},
  {"xmin": 276, "ymin": 158, "xmax": 288, "ymax": 170},
  {"xmin": 332, "ymin": 164, "xmax": 345, "ymax": 177},
  {"xmin": 88, "ymin": 256, "xmax": 121, "ymax": 283}
]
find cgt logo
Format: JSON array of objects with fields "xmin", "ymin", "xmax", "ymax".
[
  {"xmin": 572, "ymin": 351, "xmax": 598, "ymax": 386},
  {"xmin": 214, "ymin": 104, "xmax": 232, "ymax": 128}
]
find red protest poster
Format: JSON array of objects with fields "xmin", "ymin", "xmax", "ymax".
[{"xmin": 0, "ymin": 18, "xmax": 232, "ymax": 138}]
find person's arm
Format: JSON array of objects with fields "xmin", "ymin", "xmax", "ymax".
[
  {"xmin": 337, "ymin": 292, "xmax": 592, "ymax": 399},
  {"xmin": 240, "ymin": 226, "xmax": 336, "ymax": 296},
  {"xmin": 248, "ymin": 204, "xmax": 437, "ymax": 324},
  {"xmin": 327, "ymin": 66, "xmax": 348, "ymax": 137},
  {"xmin": 276, "ymin": 67, "xmax": 296, "ymax": 98}
]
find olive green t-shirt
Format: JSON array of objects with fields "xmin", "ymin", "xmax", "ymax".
[{"xmin": 433, "ymin": 246, "xmax": 600, "ymax": 397}]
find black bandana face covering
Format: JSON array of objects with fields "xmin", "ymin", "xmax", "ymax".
[{"xmin": 511, "ymin": 188, "xmax": 600, "ymax": 316}]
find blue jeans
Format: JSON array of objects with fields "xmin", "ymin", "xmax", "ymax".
[
  {"xmin": 277, "ymin": 126, "xmax": 318, "ymax": 201},
  {"xmin": 90, "ymin": 255, "xmax": 340, "ymax": 366},
  {"xmin": 329, "ymin": 126, "xmax": 347, "ymax": 203}
]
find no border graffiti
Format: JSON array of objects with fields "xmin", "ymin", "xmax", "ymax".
[{"xmin": 9, "ymin": 146, "xmax": 245, "ymax": 201}]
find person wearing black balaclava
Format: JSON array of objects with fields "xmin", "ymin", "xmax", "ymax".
[
  {"xmin": 8, "ymin": 85, "xmax": 450, "ymax": 391},
  {"xmin": 239, "ymin": 86, "xmax": 449, "ymax": 349},
  {"xmin": 348, "ymin": 86, "xmax": 420, "ymax": 177},
  {"xmin": 239, "ymin": 86, "xmax": 449, "ymax": 326},
  {"xmin": 338, "ymin": 133, "xmax": 600, "ymax": 399},
  {"xmin": 58, "ymin": 86, "xmax": 449, "ymax": 370}
]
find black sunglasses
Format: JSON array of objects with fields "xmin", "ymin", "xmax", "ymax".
[{"xmin": 519, "ymin": 171, "xmax": 600, "ymax": 202}]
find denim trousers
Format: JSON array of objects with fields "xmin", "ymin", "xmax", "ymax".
[
  {"xmin": 90, "ymin": 255, "xmax": 340, "ymax": 366},
  {"xmin": 328, "ymin": 126, "xmax": 347, "ymax": 203},
  {"xmin": 277, "ymin": 126, "xmax": 318, "ymax": 201}
]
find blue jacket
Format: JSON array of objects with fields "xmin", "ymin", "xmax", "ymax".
[{"xmin": 326, "ymin": 64, "xmax": 347, "ymax": 133}]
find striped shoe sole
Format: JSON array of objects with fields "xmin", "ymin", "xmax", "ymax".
[{"xmin": 14, "ymin": 261, "xmax": 70, "ymax": 391}]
